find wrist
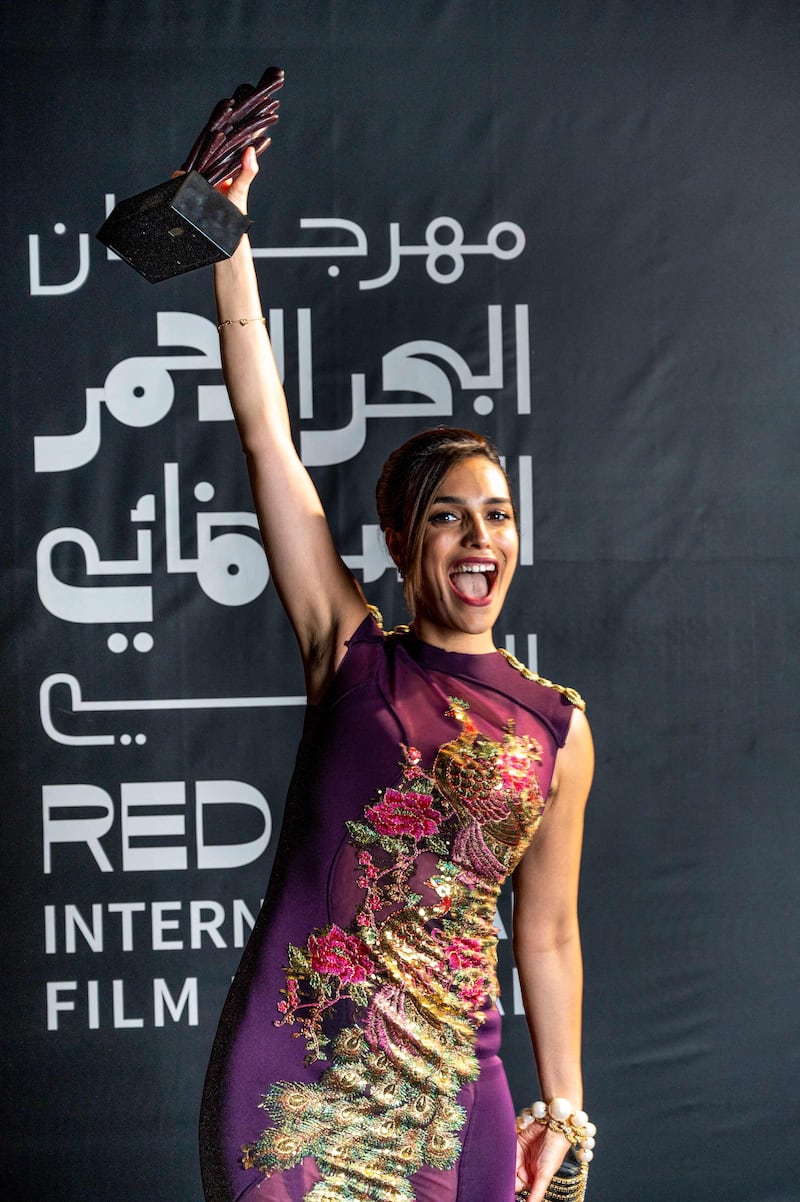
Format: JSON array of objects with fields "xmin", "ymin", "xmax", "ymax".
[{"xmin": 516, "ymin": 1096, "xmax": 596, "ymax": 1164}]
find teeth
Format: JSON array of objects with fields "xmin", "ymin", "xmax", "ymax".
[{"xmin": 452, "ymin": 563, "xmax": 496, "ymax": 574}]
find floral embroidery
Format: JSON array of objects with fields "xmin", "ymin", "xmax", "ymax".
[
  {"xmin": 364, "ymin": 788, "xmax": 442, "ymax": 840},
  {"xmin": 308, "ymin": 926, "xmax": 375, "ymax": 984},
  {"xmin": 243, "ymin": 701, "xmax": 546, "ymax": 1201},
  {"xmin": 439, "ymin": 934, "xmax": 484, "ymax": 972},
  {"xmin": 274, "ymin": 926, "xmax": 375, "ymax": 1062}
]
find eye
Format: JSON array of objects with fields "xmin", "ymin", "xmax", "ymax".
[
  {"xmin": 487, "ymin": 509, "xmax": 512, "ymax": 522},
  {"xmin": 428, "ymin": 509, "xmax": 459, "ymax": 525}
]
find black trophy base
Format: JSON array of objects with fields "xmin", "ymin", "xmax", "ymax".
[{"xmin": 96, "ymin": 171, "xmax": 252, "ymax": 283}]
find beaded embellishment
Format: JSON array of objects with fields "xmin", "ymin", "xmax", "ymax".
[
  {"xmin": 497, "ymin": 648, "xmax": 586, "ymax": 712},
  {"xmin": 243, "ymin": 700, "xmax": 549, "ymax": 1200}
]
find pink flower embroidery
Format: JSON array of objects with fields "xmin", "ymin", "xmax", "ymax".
[
  {"xmin": 308, "ymin": 925, "xmax": 374, "ymax": 983},
  {"xmin": 442, "ymin": 936, "xmax": 484, "ymax": 972},
  {"xmin": 365, "ymin": 789, "xmax": 442, "ymax": 841},
  {"xmin": 458, "ymin": 977, "xmax": 488, "ymax": 1008},
  {"xmin": 495, "ymin": 746, "xmax": 541, "ymax": 793}
]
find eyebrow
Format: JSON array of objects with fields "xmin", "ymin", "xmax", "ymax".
[{"xmin": 431, "ymin": 494, "xmax": 512, "ymax": 505}]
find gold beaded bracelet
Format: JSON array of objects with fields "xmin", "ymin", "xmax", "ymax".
[{"xmin": 217, "ymin": 316, "xmax": 267, "ymax": 331}]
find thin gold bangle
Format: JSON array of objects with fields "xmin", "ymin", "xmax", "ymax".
[{"xmin": 217, "ymin": 316, "xmax": 266, "ymax": 332}]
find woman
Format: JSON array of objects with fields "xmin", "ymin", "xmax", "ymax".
[{"xmin": 199, "ymin": 146, "xmax": 594, "ymax": 1202}]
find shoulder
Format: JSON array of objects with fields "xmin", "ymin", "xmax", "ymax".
[
  {"xmin": 327, "ymin": 607, "xmax": 397, "ymax": 688},
  {"xmin": 551, "ymin": 703, "xmax": 594, "ymax": 806},
  {"xmin": 497, "ymin": 647, "xmax": 585, "ymax": 748}
]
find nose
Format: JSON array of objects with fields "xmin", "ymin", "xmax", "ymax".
[{"xmin": 463, "ymin": 511, "xmax": 490, "ymax": 547}]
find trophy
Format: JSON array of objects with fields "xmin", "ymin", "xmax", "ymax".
[{"xmin": 97, "ymin": 66, "xmax": 285, "ymax": 283}]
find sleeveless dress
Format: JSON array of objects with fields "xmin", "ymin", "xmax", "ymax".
[{"xmin": 200, "ymin": 614, "xmax": 582, "ymax": 1202}]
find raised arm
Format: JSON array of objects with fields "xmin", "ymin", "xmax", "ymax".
[
  {"xmin": 214, "ymin": 148, "xmax": 368, "ymax": 700},
  {"xmin": 512, "ymin": 707, "xmax": 594, "ymax": 1202}
]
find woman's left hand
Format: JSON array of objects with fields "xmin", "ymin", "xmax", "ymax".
[{"xmin": 515, "ymin": 1121, "xmax": 571, "ymax": 1202}]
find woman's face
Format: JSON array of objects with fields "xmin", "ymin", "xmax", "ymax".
[{"xmin": 411, "ymin": 456, "xmax": 519, "ymax": 652}]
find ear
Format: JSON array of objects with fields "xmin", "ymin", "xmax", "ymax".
[{"xmin": 384, "ymin": 528, "xmax": 405, "ymax": 572}]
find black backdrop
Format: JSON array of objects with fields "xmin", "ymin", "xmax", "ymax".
[{"xmin": 2, "ymin": 3, "xmax": 799, "ymax": 1200}]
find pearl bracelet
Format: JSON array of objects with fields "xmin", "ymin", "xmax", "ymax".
[{"xmin": 516, "ymin": 1097, "xmax": 597, "ymax": 1164}]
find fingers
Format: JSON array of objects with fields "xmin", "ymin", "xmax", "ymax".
[
  {"xmin": 515, "ymin": 1128, "xmax": 571, "ymax": 1201},
  {"xmin": 241, "ymin": 143, "xmax": 261, "ymax": 180},
  {"xmin": 220, "ymin": 145, "xmax": 261, "ymax": 214},
  {"xmin": 524, "ymin": 1166, "xmax": 559, "ymax": 1202}
]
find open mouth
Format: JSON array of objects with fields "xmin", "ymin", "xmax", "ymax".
[{"xmin": 448, "ymin": 560, "xmax": 498, "ymax": 603}]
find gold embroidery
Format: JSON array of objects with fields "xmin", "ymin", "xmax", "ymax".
[
  {"xmin": 243, "ymin": 704, "xmax": 547, "ymax": 1200},
  {"xmin": 497, "ymin": 648, "xmax": 586, "ymax": 712}
]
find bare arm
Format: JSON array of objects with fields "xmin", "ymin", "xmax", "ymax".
[
  {"xmin": 512, "ymin": 706, "xmax": 594, "ymax": 1201},
  {"xmin": 214, "ymin": 149, "xmax": 368, "ymax": 700}
]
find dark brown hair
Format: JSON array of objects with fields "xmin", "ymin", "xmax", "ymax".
[{"xmin": 375, "ymin": 427, "xmax": 507, "ymax": 612}]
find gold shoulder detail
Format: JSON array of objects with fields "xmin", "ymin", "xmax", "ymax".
[
  {"xmin": 366, "ymin": 605, "xmax": 411, "ymax": 638},
  {"xmin": 497, "ymin": 648, "xmax": 586, "ymax": 712},
  {"xmin": 366, "ymin": 604, "xmax": 385, "ymax": 630}
]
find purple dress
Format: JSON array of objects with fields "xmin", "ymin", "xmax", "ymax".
[{"xmin": 200, "ymin": 615, "xmax": 581, "ymax": 1202}]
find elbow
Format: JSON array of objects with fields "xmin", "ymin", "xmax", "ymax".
[{"xmin": 512, "ymin": 914, "xmax": 581, "ymax": 960}]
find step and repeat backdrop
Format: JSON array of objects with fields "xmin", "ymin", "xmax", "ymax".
[{"xmin": 2, "ymin": 3, "xmax": 798, "ymax": 1200}]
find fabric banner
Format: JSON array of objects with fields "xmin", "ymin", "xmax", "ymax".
[{"xmin": 2, "ymin": 4, "xmax": 798, "ymax": 1200}]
